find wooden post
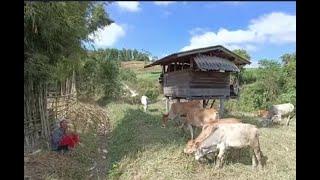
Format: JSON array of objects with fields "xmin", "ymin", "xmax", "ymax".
[
  {"xmin": 166, "ymin": 97, "xmax": 170, "ymax": 113},
  {"xmin": 210, "ymin": 99, "xmax": 216, "ymax": 108},
  {"xmin": 203, "ymin": 99, "xmax": 208, "ymax": 108},
  {"xmin": 190, "ymin": 58, "xmax": 194, "ymax": 69},
  {"xmin": 219, "ymin": 98, "xmax": 225, "ymax": 119}
]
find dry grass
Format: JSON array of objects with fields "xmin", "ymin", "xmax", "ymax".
[
  {"xmin": 105, "ymin": 100, "xmax": 296, "ymax": 180},
  {"xmin": 121, "ymin": 61, "xmax": 161, "ymax": 75}
]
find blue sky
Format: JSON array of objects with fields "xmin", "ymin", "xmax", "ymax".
[{"xmin": 89, "ymin": 1, "xmax": 296, "ymax": 67}]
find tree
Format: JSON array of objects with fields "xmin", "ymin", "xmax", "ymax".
[
  {"xmin": 233, "ymin": 49, "xmax": 251, "ymax": 60},
  {"xmin": 233, "ymin": 49, "xmax": 251, "ymax": 85},
  {"xmin": 279, "ymin": 52, "xmax": 296, "ymax": 105},
  {"xmin": 24, "ymin": 2, "xmax": 114, "ymax": 145},
  {"xmin": 281, "ymin": 52, "xmax": 296, "ymax": 66},
  {"xmin": 24, "ymin": 2, "xmax": 113, "ymax": 82}
]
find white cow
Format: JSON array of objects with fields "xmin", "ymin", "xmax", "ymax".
[
  {"xmin": 269, "ymin": 103, "xmax": 295, "ymax": 126},
  {"xmin": 194, "ymin": 123, "xmax": 264, "ymax": 170},
  {"xmin": 141, "ymin": 95, "xmax": 148, "ymax": 112}
]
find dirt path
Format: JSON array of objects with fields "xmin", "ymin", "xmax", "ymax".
[{"xmin": 122, "ymin": 82, "xmax": 139, "ymax": 97}]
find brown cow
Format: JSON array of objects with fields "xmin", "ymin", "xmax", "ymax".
[
  {"xmin": 181, "ymin": 107, "xmax": 220, "ymax": 139},
  {"xmin": 162, "ymin": 100, "xmax": 202, "ymax": 128}
]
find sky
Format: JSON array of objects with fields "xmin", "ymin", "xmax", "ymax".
[{"xmin": 88, "ymin": 1, "xmax": 296, "ymax": 68}]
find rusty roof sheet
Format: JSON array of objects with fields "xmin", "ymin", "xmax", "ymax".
[
  {"xmin": 194, "ymin": 55, "xmax": 240, "ymax": 72},
  {"xmin": 144, "ymin": 45, "xmax": 250, "ymax": 68}
]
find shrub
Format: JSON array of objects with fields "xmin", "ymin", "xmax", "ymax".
[{"xmin": 119, "ymin": 68, "xmax": 137, "ymax": 83}]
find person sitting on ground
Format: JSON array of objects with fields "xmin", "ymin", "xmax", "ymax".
[{"xmin": 51, "ymin": 118, "xmax": 79, "ymax": 153}]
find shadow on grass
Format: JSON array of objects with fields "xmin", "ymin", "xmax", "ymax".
[
  {"xmin": 199, "ymin": 147, "xmax": 268, "ymax": 168},
  {"xmin": 224, "ymin": 113, "xmax": 264, "ymax": 128},
  {"xmin": 148, "ymin": 109, "xmax": 159, "ymax": 112},
  {"xmin": 150, "ymin": 71, "xmax": 161, "ymax": 74},
  {"xmin": 106, "ymin": 109, "xmax": 270, "ymax": 177},
  {"xmin": 96, "ymin": 96, "xmax": 116, "ymax": 107},
  {"xmin": 106, "ymin": 108, "xmax": 187, "ymax": 174},
  {"xmin": 96, "ymin": 96, "xmax": 141, "ymax": 107}
]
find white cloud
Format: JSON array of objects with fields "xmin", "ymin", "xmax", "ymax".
[
  {"xmin": 154, "ymin": 1, "xmax": 176, "ymax": 6},
  {"xmin": 245, "ymin": 61, "xmax": 260, "ymax": 69},
  {"xmin": 89, "ymin": 23, "xmax": 125, "ymax": 48},
  {"xmin": 181, "ymin": 12, "xmax": 296, "ymax": 52},
  {"xmin": 116, "ymin": 2, "xmax": 140, "ymax": 12}
]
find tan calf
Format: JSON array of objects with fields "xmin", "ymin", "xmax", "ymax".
[
  {"xmin": 182, "ymin": 107, "xmax": 220, "ymax": 139},
  {"xmin": 162, "ymin": 100, "xmax": 202, "ymax": 128}
]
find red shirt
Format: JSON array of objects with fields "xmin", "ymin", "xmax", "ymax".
[{"xmin": 59, "ymin": 133, "xmax": 80, "ymax": 148}]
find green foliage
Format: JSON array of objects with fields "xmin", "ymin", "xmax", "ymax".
[
  {"xmin": 233, "ymin": 49, "xmax": 251, "ymax": 60},
  {"xmin": 226, "ymin": 52, "xmax": 296, "ymax": 112},
  {"xmin": 240, "ymin": 68, "xmax": 258, "ymax": 84},
  {"xmin": 119, "ymin": 69, "xmax": 137, "ymax": 82},
  {"xmin": 137, "ymin": 79, "xmax": 160, "ymax": 101},
  {"xmin": 76, "ymin": 52, "xmax": 122, "ymax": 99},
  {"xmin": 279, "ymin": 53, "xmax": 296, "ymax": 106},
  {"xmin": 233, "ymin": 49, "xmax": 251, "ymax": 85},
  {"xmin": 100, "ymin": 60, "xmax": 122, "ymax": 98},
  {"xmin": 257, "ymin": 60, "xmax": 283, "ymax": 103},
  {"xmin": 24, "ymin": 2, "xmax": 113, "ymax": 82},
  {"xmin": 92, "ymin": 48, "xmax": 150, "ymax": 62}
]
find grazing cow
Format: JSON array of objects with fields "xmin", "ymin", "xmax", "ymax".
[
  {"xmin": 268, "ymin": 103, "xmax": 295, "ymax": 126},
  {"xmin": 183, "ymin": 118, "xmax": 241, "ymax": 154},
  {"xmin": 141, "ymin": 95, "xmax": 148, "ymax": 112},
  {"xmin": 182, "ymin": 108, "xmax": 219, "ymax": 140},
  {"xmin": 194, "ymin": 123, "xmax": 264, "ymax": 170},
  {"xmin": 162, "ymin": 100, "xmax": 202, "ymax": 128}
]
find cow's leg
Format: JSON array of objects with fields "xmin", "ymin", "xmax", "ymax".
[
  {"xmin": 285, "ymin": 114, "xmax": 292, "ymax": 126},
  {"xmin": 178, "ymin": 117, "xmax": 185, "ymax": 129},
  {"xmin": 215, "ymin": 145, "xmax": 226, "ymax": 169},
  {"xmin": 187, "ymin": 124, "xmax": 194, "ymax": 139},
  {"xmin": 252, "ymin": 149, "xmax": 258, "ymax": 170},
  {"xmin": 253, "ymin": 146, "xmax": 263, "ymax": 170},
  {"xmin": 162, "ymin": 114, "xmax": 169, "ymax": 128},
  {"xmin": 172, "ymin": 115, "xmax": 179, "ymax": 127}
]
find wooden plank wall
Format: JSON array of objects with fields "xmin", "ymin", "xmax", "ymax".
[
  {"xmin": 190, "ymin": 71, "xmax": 229, "ymax": 88},
  {"xmin": 164, "ymin": 70, "xmax": 191, "ymax": 87},
  {"xmin": 163, "ymin": 70, "xmax": 230, "ymax": 98}
]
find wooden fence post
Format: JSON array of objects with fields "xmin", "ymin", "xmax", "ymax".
[{"xmin": 219, "ymin": 98, "xmax": 225, "ymax": 119}]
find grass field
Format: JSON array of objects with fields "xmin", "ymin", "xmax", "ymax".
[
  {"xmin": 105, "ymin": 100, "xmax": 296, "ymax": 180},
  {"xmin": 25, "ymin": 61, "xmax": 295, "ymax": 179},
  {"xmin": 104, "ymin": 61, "xmax": 296, "ymax": 179}
]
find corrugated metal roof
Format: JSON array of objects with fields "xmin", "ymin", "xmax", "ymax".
[
  {"xmin": 194, "ymin": 55, "xmax": 240, "ymax": 72},
  {"xmin": 144, "ymin": 45, "xmax": 250, "ymax": 68}
]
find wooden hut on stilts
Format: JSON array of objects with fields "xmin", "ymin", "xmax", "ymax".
[{"xmin": 144, "ymin": 45, "xmax": 250, "ymax": 118}]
